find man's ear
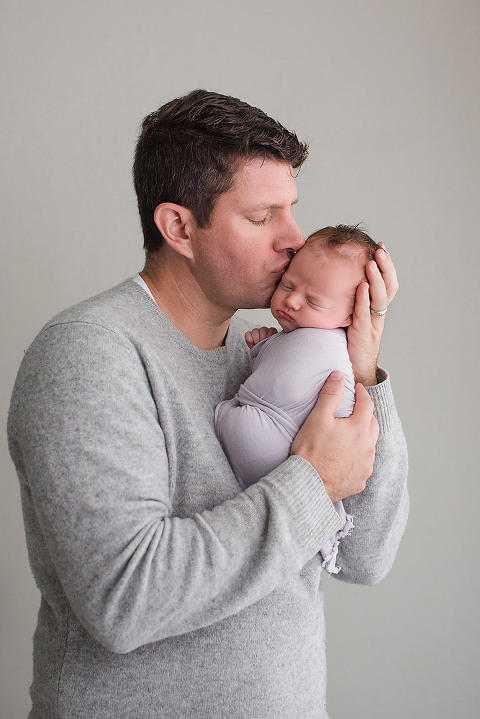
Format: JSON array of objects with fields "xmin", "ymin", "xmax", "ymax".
[{"xmin": 153, "ymin": 203, "xmax": 195, "ymax": 260}]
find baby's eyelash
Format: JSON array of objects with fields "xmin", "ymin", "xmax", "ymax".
[{"xmin": 307, "ymin": 301, "xmax": 329, "ymax": 310}]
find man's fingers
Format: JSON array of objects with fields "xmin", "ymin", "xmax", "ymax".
[
  {"xmin": 367, "ymin": 260, "xmax": 387, "ymax": 308},
  {"xmin": 374, "ymin": 245, "xmax": 399, "ymax": 304},
  {"xmin": 351, "ymin": 383, "xmax": 375, "ymax": 423},
  {"xmin": 313, "ymin": 370, "xmax": 345, "ymax": 417},
  {"xmin": 366, "ymin": 261, "xmax": 388, "ymax": 326},
  {"xmin": 352, "ymin": 281, "xmax": 371, "ymax": 325}
]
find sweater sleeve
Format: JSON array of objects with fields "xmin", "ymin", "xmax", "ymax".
[
  {"xmin": 332, "ymin": 371, "xmax": 409, "ymax": 585},
  {"xmin": 8, "ymin": 321, "xmax": 343, "ymax": 654}
]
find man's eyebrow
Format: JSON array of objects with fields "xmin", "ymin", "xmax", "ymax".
[{"xmin": 248, "ymin": 198, "xmax": 299, "ymax": 211}]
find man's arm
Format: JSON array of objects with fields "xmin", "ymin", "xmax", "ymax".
[
  {"xmin": 340, "ymin": 245, "xmax": 408, "ymax": 580},
  {"xmin": 291, "ymin": 245, "xmax": 408, "ymax": 583},
  {"xmin": 334, "ymin": 372, "xmax": 409, "ymax": 584},
  {"xmin": 290, "ymin": 370, "xmax": 408, "ymax": 584},
  {"xmin": 8, "ymin": 321, "xmax": 345, "ymax": 654}
]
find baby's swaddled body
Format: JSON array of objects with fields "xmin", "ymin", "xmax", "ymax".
[{"xmin": 215, "ymin": 327, "xmax": 355, "ymax": 573}]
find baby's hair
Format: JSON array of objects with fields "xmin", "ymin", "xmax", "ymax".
[{"xmin": 306, "ymin": 224, "xmax": 380, "ymax": 262}]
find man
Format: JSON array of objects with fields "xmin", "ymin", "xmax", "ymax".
[{"xmin": 8, "ymin": 89, "xmax": 408, "ymax": 718}]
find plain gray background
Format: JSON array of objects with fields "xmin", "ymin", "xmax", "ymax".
[{"xmin": 1, "ymin": 1, "xmax": 478, "ymax": 717}]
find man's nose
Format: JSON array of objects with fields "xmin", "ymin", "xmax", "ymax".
[{"xmin": 275, "ymin": 215, "xmax": 305, "ymax": 253}]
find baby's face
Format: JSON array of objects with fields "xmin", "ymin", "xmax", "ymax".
[{"xmin": 270, "ymin": 244, "xmax": 367, "ymax": 332}]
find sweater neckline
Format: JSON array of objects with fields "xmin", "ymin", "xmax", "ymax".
[{"xmin": 127, "ymin": 279, "xmax": 234, "ymax": 363}]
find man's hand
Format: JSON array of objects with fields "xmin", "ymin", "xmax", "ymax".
[
  {"xmin": 290, "ymin": 371, "xmax": 379, "ymax": 503},
  {"xmin": 245, "ymin": 326, "xmax": 278, "ymax": 349},
  {"xmin": 347, "ymin": 244, "xmax": 399, "ymax": 386}
]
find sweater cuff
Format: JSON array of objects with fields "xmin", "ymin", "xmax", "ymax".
[
  {"xmin": 262, "ymin": 455, "xmax": 344, "ymax": 559},
  {"xmin": 366, "ymin": 368, "xmax": 394, "ymax": 432}
]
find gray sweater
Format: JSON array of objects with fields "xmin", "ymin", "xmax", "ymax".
[{"xmin": 7, "ymin": 279, "xmax": 408, "ymax": 719}]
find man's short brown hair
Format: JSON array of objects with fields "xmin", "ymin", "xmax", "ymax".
[{"xmin": 133, "ymin": 89, "xmax": 309, "ymax": 253}]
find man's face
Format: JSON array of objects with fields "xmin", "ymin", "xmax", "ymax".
[
  {"xmin": 188, "ymin": 157, "xmax": 305, "ymax": 313},
  {"xmin": 270, "ymin": 245, "xmax": 367, "ymax": 331}
]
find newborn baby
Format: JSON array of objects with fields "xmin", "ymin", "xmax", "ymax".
[{"xmin": 215, "ymin": 224, "xmax": 380, "ymax": 573}]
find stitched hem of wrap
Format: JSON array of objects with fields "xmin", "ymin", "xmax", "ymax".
[{"xmin": 320, "ymin": 511, "xmax": 355, "ymax": 574}]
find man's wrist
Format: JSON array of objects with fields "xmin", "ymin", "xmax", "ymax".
[{"xmin": 356, "ymin": 367, "xmax": 378, "ymax": 387}]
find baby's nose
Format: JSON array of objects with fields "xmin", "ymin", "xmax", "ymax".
[{"xmin": 286, "ymin": 293, "xmax": 302, "ymax": 310}]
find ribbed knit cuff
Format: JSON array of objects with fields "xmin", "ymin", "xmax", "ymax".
[
  {"xmin": 263, "ymin": 455, "xmax": 343, "ymax": 560},
  {"xmin": 366, "ymin": 368, "xmax": 394, "ymax": 432}
]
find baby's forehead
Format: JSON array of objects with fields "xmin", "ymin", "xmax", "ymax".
[
  {"xmin": 298, "ymin": 243, "xmax": 368, "ymax": 274},
  {"xmin": 306, "ymin": 240, "xmax": 368, "ymax": 262}
]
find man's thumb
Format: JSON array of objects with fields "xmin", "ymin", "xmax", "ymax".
[{"xmin": 315, "ymin": 370, "xmax": 345, "ymax": 415}]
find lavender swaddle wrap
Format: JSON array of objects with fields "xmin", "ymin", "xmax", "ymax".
[{"xmin": 215, "ymin": 327, "xmax": 356, "ymax": 574}]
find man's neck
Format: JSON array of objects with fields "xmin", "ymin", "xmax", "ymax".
[{"xmin": 140, "ymin": 250, "xmax": 232, "ymax": 350}]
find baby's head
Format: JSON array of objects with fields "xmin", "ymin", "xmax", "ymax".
[{"xmin": 271, "ymin": 225, "xmax": 379, "ymax": 332}]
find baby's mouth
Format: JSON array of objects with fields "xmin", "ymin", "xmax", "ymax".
[{"xmin": 277, "ymin": 309, "xmax": 294, "ymax": 321}]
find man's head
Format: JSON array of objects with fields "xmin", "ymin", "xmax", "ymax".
[
  {"xmin": 133, "ymin": 89, "xmax": 308, "ymax": 254},
  {"xmin": 270, "ymin": 224, "xmax": 379, "ymax": 331}
]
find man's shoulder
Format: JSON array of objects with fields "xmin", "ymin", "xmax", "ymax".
[
  {"xmin": 43, "ymin": 279, "xmax": 148, "ymax": 334},
  {"xmin": 17, "ymin": 279, "xmax": 157, "ymax": 369}
]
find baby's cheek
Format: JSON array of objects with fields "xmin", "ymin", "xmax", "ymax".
[{"xmin": 269, "ymin": 292, "xmax": 280, "ymax": 310}]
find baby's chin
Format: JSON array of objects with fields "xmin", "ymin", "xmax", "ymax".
[
  {"xmin": 281, "ymin": 320, "xmax": 351, "ymax": 332},
  {"xmin": 274, "ymin": 318, "xmax": 294, "ymax": 333}
]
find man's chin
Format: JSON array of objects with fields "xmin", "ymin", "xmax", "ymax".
[{"xmin": 248, "ymin": 293, "xmax": 276, "ymax": 311}]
